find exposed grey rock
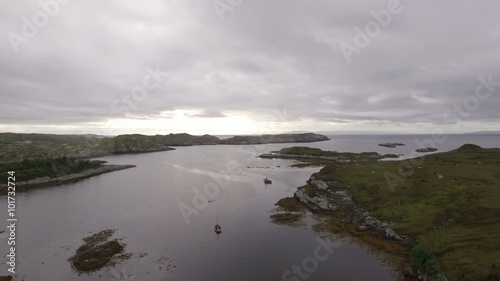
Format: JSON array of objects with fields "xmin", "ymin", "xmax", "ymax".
[
  {"xmin": 309, "ymin": 177, "xmax": 329, "ymax": 191},
  {"xmin": 294, "ymin": 190, "xmax": 337, "ymax": 211},
  {"xmin": 334, "ymin": 191, "xmax": 351, "ymax": 201},
  {"xmin": 316, "ymin": 199, "xmax": 337, "ymax": 211},
  {"xmin": 334, "ymin": 190, "xmax": 348, "ymax": 196},
  {"xmin": 292, "ymin": 174, "xmax": 409, "ymax": 245},
  {"xmin": 363, "ymin": 216, "xmax": 377, "ymax": 227},
  {"xmin": 358, "ymin": 225, "xmax": 369, "ymax": 231},
  {"xmin": 385, "ymin": 228, "xmax": 403, "ymax": 241}
]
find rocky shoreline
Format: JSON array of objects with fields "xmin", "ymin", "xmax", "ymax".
[
  {"xmin": 291, "ymin": 176, "xmax": 428, "ymax": 280},
  {"xmin": 262, "ymin": 146, "xmax": 429, "ymax": 279},
  {"xmin": 281, "ymin": 144, "xmax": 500, "ymax": 281},
  {"xmin": 295, "ymin": 176, "xmax": 412, "ymax": 244},
  {"xmin": 0, "ymin": 164, "xmax": 135, "ymax": 194}
]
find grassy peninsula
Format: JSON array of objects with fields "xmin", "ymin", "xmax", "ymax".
[
  {"xmin": 1, "ymin": 157, "xmax": 103, "ymax": 182},
  {"xmin": 271, "ymin": 144, "xmax": 500, "ymax": 281},
  {"xmin": 0, "ymin": 157, "xmax": 135, "ymax": 194}
]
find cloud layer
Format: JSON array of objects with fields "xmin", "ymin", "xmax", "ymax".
[{"xmin": 1, "ymin": 0, "xmax": 499, "ymax": 134}]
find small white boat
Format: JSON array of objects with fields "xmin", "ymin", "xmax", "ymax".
[{"xmin": 215, "ymin": 217, "xmax": 221, "ymax": 234}]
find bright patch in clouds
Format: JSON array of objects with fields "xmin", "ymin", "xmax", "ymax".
[{"xmin": 105, "ymin": 110, "xmax": 260, "ymax": 135}]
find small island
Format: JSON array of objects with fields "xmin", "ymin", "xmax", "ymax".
[
  {"xmin": 416, "ymin": 147, "xmax": 438, "ymax": 153},
  {"xmin": 68, "ymin": 229, "xmax": 131, "ymax": 273},
  {"xmin": 379, "ymin": 143, "xmax": 406, "ymax": 148},
  {"xmin": 260, "ymin": 146, "xmax": 400, "ymax": 164}
]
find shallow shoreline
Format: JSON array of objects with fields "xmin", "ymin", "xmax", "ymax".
[
  {"xmin": 0, "ymin": 164, "xmax": 136, "ymax": 195},
  {"xmin": 278, "ymin": 178, "xmax": 417, "ymax": 281},
  {"xmin": 266, "ymin": 149, "xmax": 420, "ymax": 280}
]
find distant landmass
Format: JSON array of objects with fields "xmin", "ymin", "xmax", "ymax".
[
  {"xmin": 464, "ymin": 130, "xmax": 500, "ymax": 135},
  {"xmin": 285, "ymin": 130, "xmax": 415, "ymax": 135},
  {"xmin": 0, "ymin": 132, "xmax": 329, "ymax": 192},
  {"xmin": 220, "ymin": 133, "xmax": 329, "ymax": 145},
  {"xmin": 0, "ymin": 132, "xmax": 330, "ymax": 162},
  {"xmin": 318, "ymin": 130, "xmax": 416, "ymax": 135}
]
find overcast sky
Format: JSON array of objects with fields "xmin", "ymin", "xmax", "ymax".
[{"xmin": 1, "ymin": 0, "xmax": 499, "ymax": 135}]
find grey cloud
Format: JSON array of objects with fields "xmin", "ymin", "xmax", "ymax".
[{"xmin": 1, "ymin": 0, "xmax": 499, "ymax": 133}]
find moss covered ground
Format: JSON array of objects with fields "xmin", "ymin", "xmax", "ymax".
[{"xmin": 308, "ymin": 144, "xmax": 500, "ymax": 281}]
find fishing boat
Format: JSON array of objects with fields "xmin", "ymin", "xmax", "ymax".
[
  {"xmin": 215, "ymin": 217, "xmax": 221, "ymax": 234},
  {"xmin": 263, "ymin": 178, "xmax": 272, "ymax": 184}
]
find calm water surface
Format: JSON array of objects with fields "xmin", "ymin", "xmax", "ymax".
[{"xmin": 1, "ymin": 135, "xmax": 498, "ymax": 280}]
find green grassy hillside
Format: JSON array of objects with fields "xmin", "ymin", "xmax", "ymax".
[
  {"xmin": 0, "ymin": 157, "xmax": 104, "ymax": 182},
  {"xmin": 311, "ymin": 144, "xmax": 500, "ymax": 280}
]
